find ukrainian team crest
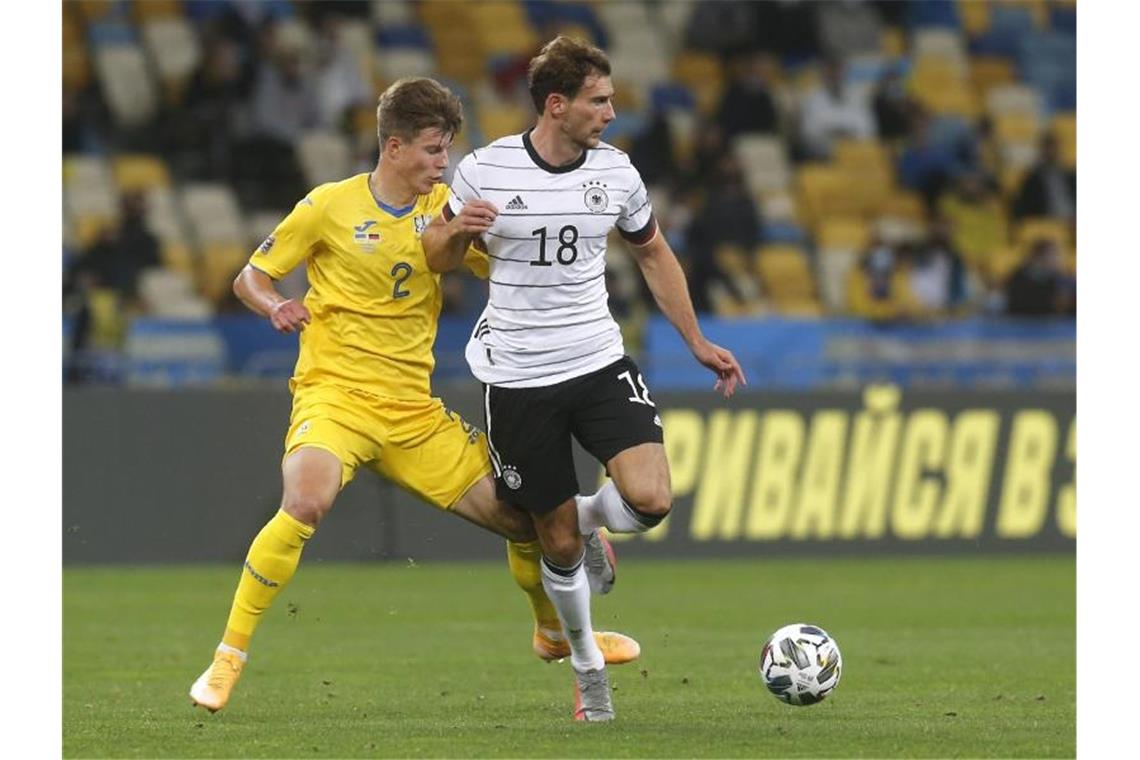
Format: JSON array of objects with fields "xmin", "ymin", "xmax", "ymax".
[
  {"xmin": 413, "ymin": 213, "xmax": 433, "ymax": 235},
  {"xmin": 353, "ymin": 220, "xmax": 382, "ymax": 252},
  {"xmin": 502, "ymin": 465, "xmax": 523, "ymax": 490},
  {"xmin": 583, "ymin": 180, "xmax": 609, "ymax": 213}
]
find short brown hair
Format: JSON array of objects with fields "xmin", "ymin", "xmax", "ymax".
[
  {"xmin": 527, "ymin": 36, "xmax": 611, "ymax": 114},
  {"xmin": 376, "ymin": 77, "xmax": 463, "ymax": 144}
]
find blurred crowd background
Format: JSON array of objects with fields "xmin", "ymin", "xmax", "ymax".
[{"xmin": 61, "ymin": 0, "xmax": 1076, "ymax": 387}]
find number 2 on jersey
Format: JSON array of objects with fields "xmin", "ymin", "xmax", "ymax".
[
  {"xmin": 530, "ymin": 225, "xmax": 579, "ymax": 267},
  {"xmin": 391, "ymin": 262, "xmax": 413, "ymax": 299}
]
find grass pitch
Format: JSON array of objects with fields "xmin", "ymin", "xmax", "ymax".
[{"xmin": 63, "ymin": 555, "xmax": 1074, "ymax": 758}]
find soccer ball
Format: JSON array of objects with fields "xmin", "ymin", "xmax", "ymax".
[{"xmin": 758, "ymin": 623, "xmax": 843, "ymax": 706}]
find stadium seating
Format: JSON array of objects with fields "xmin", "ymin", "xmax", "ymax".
[
  {"xmin": 61, "ymin": 0, "xmax": 1076, "ymax": 380},
  {"xmin": 296, "ymin": 131, "xmax": 353, "ymax": 188},
  {"xmin": 140, "ymin": 17, "xmax": 201, "ymax": 103},
  {"xmin": 93, "ymin": 43, "xmax": 159, "ymax": 128}
]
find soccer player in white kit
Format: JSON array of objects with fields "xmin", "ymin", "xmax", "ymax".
[{"xmin": 422, "ymin": 36, "xmax": 746, "ymax": 721}]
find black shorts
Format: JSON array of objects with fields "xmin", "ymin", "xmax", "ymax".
[{"xmin": 484, "ymin": 356, "xmax": 664, "ymax": 514}]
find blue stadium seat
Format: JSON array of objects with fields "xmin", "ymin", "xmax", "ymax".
[
  {"xmin": 1050, "ymin": 6, "xmax": 1077, "ymax": 35},
  {"xmin": 650, "ymin": 83, "xmax": 696, "ymax": 114},
  {"xmin": 761, "ymin": 222, "xmax": 809, "ymax": 246},
  {"xmin": 376, "ymin": 25, "xmax": 432, "ymax": 50},
  {"xmin": 523, "ymin": 1, "xmax": 609, "ymax": 48},
  {"xmin": 906, "ymin": 0, "xmax": 960, "ymax": 29},
  {"xmin": 87, "ymin": 21, "xmax": 136, "ymax": 47}
]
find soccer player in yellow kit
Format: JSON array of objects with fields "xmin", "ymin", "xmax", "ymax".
[{"xmin": 189, "ymin": 78, "xmax": 638, "ymax": 714}]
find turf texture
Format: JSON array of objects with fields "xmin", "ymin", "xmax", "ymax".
[{"xmin": 63, "ymin": 555, "xmax": 1074, "ymax": 758}]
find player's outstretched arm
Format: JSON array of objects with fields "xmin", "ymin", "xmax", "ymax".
[
  {"xmin": 423, "ymin": 200, "xmax": 499, "ymax": 273},
  {"xmin": 629, "ymin": 232, "xmax": 747, "ymax": 398},
  {"xmin": 233, "ymin": 265, "xmax": 311, "ymax": 334}
]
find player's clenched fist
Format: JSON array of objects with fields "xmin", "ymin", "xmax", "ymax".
[
  {"xmin": 269, "ymin": 299, "xmax": 311, "ymax": 333},
  {"xmin": 452, "ymin": 199, "xmax": 499, "ymax": 234}
]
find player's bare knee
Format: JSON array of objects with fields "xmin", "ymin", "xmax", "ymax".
[
  {"xmin": 542, "ymin": 533, "xmax": 585, "ymax": 568},
  {"xmin": 282, "ymin": 492, "xmax": 333, "ymax": 527},
  {"xmin": 626, "ymin": 483, "xmax": 672, "ymax": 520}
]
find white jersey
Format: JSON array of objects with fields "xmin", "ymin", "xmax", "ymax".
[{"xmin": 447, "ymin": 131, "xmax": 657, "ymax": 388}]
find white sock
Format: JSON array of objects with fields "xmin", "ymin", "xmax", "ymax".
[
  {"xmin": 216, "ymin": 642, "xmax": 248, "ymax": 662},
  {"xmin": 540, "ymin": 554, "xmax": 603, "ymax": 672},
  {"xmin": 576, "ymin": 480, "xmax": 663, "ymax": 535}
]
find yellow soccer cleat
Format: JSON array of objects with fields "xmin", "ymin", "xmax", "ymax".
[
  {"xmin": 189, "ymin": 647, "xmax": 246, "ymax": 713},
  {"xmin": 533, "ymin": 628, "xmax": 641, "ymax": 665}
]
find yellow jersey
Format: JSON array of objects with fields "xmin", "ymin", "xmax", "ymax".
[{"xmin": 249, "ymin": 174, "xmax": 486, "ymax": 399}]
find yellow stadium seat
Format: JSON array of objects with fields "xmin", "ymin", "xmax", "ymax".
[
  {"xmin": 816, "ymin": 217, "xmax": 870, "ymax": 251},
  {"xmin": 984, "ymin": 244, "xmax": 1027, "ymax": 283},
  {"xmin": 879, "ymin": 191, "xmax": 926, "ymax": 223},
  {"xmin": 994, "ymin": 112, "xmax": 1040, "ymax": 145},
  {"xmin": 797, "ymin": 165, "xmax": 863, "ymax": 227},
  {"xmin": 132, "ymin": 0, "xmax": 182, "ymax": 23},
  {"xmin": 478, "ymin": 103, "xmax": 533, "ymax": 144},
  {"xmin": 672, "ymin": 51, "xmax": 724, "ymax": 116},
  {"xmin": 920, "ymin": 82, "xmax": 980, "ymax": 119},
  {"xmin": 113, "ymin": 155, "xmax": 171, "ymax": 193},
  {"xmin": 72, "ymin": 215, "xmax": 116, "ymax": 249},
  {"xmin": 970, "ymin": 56, "xmax": 1015, "ymax": 100},
  {"xmin": 755, "ymin": 245, "xmax": 816, "ymax": 304},
  {"xmin": 958, "ymin": 0, "xmax": 990, "ymax": 36},
  {"xmin": 880, "ymin": 27, "xmax": 907, "ymax": 58},
  {"xmin": 63, "ymin": 5, "xmax": 92, "ymax": 90},
  {"xmin": 908, "ymin": 56, "xmax": 967, "ymax": 94},
  {"xmin": 199, "ymin": 243, "xmax": 248, "ymax": 302},
  {"xmin": 471, "ymin": 2, "xmax": 538, "ymax": 57},
  {"xmin": 1051, "ymin": 113, "xmax": 1076, "ymax": 171},
  {"xmin": 78, "ymin": 0, "xmax": 115, "ymax": 23},
  {"xmin": 833, "ymin": 139, "xmax": 895, "ymax": 213},
  {"xmin": 160, "ymin": 241, "xmax": 195, "ymax": 276},
  {"xmin": 1015, "ymin": 218, "xmax": 1072, "ymax": 251}
]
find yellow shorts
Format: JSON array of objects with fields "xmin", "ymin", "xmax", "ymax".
[{"xmin": 284, "ymin": 383, "xmax": 491, "ymax": 510}]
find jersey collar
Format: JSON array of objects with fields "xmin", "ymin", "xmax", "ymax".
[
  {"xmin": 365, "ymin": 174, "xmax": 418, "ymax": 218},
  {"xmin": 522, "ymin": 129, "xmax": 588, "ymax": 174}
]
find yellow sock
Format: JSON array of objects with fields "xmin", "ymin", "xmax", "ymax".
[
  {"xmin": 221, "ymin": 509, "xmax": 315, "ymax": 651},
  {"xmin": 506, "ymin": 539, "xmax": 562, "ymax": 636}
]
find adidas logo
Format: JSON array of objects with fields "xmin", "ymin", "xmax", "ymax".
[{"xmin": 505, "ymin": 195, "xmax": 527, "ymax": 210}]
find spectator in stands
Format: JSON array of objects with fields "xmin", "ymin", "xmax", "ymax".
[
  {"xmin": 798, "ymin": 57, "xmax": 875, "ymax": 160},
  {"xmin": 628, "ymin": 111, "xmax": 679, "ymax": 187},
  {"xmin": 1012, "ymin": 134, "xmax": 1076, "ymax": 222},
  {"xmin": 716, "ymin": 52, "xmax": 780, "ymax": 140},
  {"xmin": 684, "ymin": 0, "xmax": 760, "ymax": 57},
  {"xmin": 66, "ymin": 192, "xmax": 161, "ymax": 305},
  {"xmin": 871, "ymin": 65, "xmax": 916, "ymax": 142},
  {"xmin": 1004, "ymin": 238, "xmax": 1076, "ymax": 316},
  {"xmin": 175, "ymin": 36, "xmax": 251, "ymax": 180},
  {"xmin": 312, "ymin": 15, "xmax": 370, "ymax": 131},
  {"xmin": 846, "ymin": 237, "xmax": 917, "ymax": 321},
  {"xmin": 681, "ymin": 121, "xmax": 729, "ymax": 192},
  {"xmin": 897, "ymin": 107, "xmax": 968, "ymax": 209},
  {"xmin": 938, "ymin": 170, "xmax": 1009, "ymax": 270},
  {"xmin": 237, "ymin": 22, "xmax": 319, "ymax": 208},
  {"xmin": 904, "ymin": 217, "xmax": 971, "ymax": 316},
  {"xmin": 683, "ymin": 154, "xmax": 763, "ymax": 313}
]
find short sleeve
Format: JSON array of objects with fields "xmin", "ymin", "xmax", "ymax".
[
  {"xmin": 616, "ymin": 166, "xmax": 657, "ymax": 245},
  {"xmin": 248, "ymin": 187, "xmax": 327, "ymax": 278},
  {"xmin": 445, "ymin": 152, "xmax": 482, "ymax": 219}
]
